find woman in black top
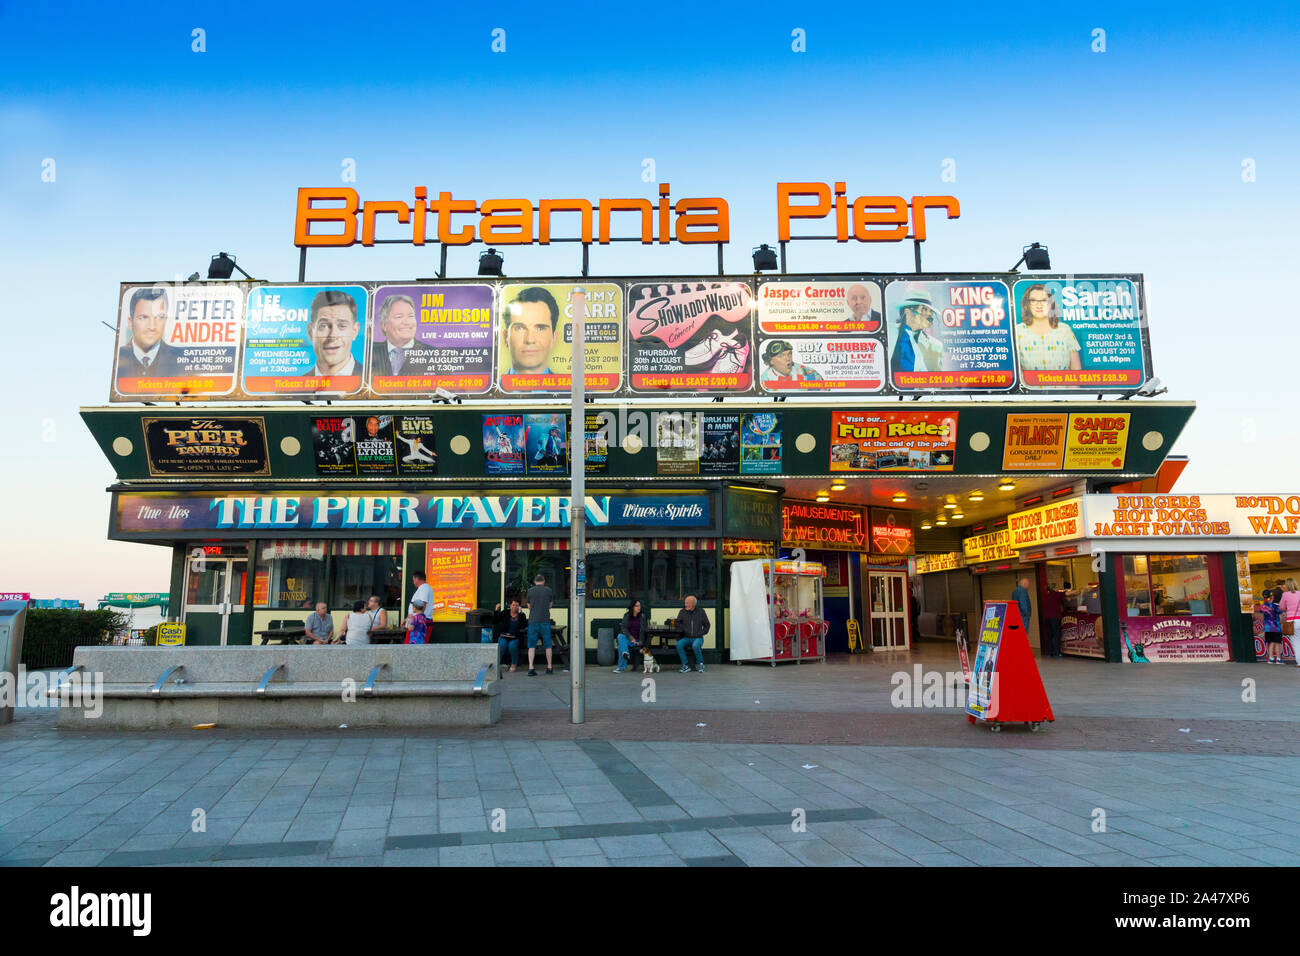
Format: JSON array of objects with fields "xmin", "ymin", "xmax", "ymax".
[{"xmin": 616, "ymin": 598, "xmax": 647, "ymax": 672}]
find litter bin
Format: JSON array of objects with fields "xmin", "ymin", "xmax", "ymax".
[
  {"xmin": 464, "ymin": 608, "xmax": 494, "ymax": 644},
  {"xmin": 597, "ymin": 627, "xmax": 616, "ymax": 667}
]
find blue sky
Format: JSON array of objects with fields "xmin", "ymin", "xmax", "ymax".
[{"xmin": 1, "ymin": 0, "xmax": 1297, "ymax": 603}]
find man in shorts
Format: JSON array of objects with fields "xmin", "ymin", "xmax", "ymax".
[{"xmin": 524, "ymin": 573, "xmax": 555, "ymax": 676}]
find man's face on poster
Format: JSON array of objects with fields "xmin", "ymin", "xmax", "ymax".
[
  {"xmin": 309, "ymin": 305, "xmax": 359, "ymax": 374},
  {"xmin": 130, "ymin": 297, "xmax": 168, "ymax": 351},
  {"xmin": 365, "ymin": 417, "xmax": 380, "ymax": 437},
  {"xmin": 846, "ymin": 284, "xmax": 872, "ymax": 319},
  {"xmin": 769, "ymin": 349, "xmax": 794, "ymax": 375},
  {"xmin": 382, "ymin": 299, "xmax": 417, "ymax": 346},
  {"xmin": 505, "ymin": 300, "xmax": 555, "ymax": 374}
]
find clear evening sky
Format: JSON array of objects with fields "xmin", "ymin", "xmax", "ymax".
[{"xmin": 0, "ymin": 1, "xmax": 1296, "ymax": 603}]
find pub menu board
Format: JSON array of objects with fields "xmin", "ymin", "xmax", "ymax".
[
  {"xmin": 755, "ymin": 279, "xmax": 887, "ymax": 393},
  {"xmin": 369, "ymin": 284, "xmax": 494, "ymax": 396},
  {"xmin": 112, "ymin": 284, "xmax": 244, "ymax": 400},
  {"xmin": 883, "ymin": 279, "xmax": 1015, "ymax": 392},
  {"xmin": 1011, "ymin": 278, "xmax": 1145, "ymax": 391},
  {"xmin": 627, "ymin": 281, "xmax": 754, "ymax": 393},
  {"xmin": 143, "ymin": 417, "xmax": 270, "ymax": 476},
  {"xmin": 311, "ymin": 416, "xmax": 397, "ymax": 476}
]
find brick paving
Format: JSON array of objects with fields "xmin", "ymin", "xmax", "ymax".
[{"xmin": 2, "ymin": 645, "xmax": 1297, "ymax": 867}]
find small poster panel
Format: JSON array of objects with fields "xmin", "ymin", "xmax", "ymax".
[
  {"xmin": 1012, "ymin": 278, "xmax": 1145, "ymax": 390},
  {"xmin": 628, "ymin": 281, "xmax": 754, "ymax": 392},
  {"xmin": 243, "ymin": 285, "xmax": 368, "ymax": 395},
  {"xmin": 311, "ymin": 416, "xmax": 397, "ymax": 476},
  {"xmin": 829, "ymin": 411, "xmax": 958, "ymax": 472},
  {"xmin": 584, "ymin": 413, "xmax": 609, "ymax": 475},
  {"xmin": 498, "ymin": 283, "xmax": 622, "ymax": 393},
  {"xmin": 425, "ymin": 542, "xmax": 477, "ymax": 622},
  {"xmin": 883, "ymin": 279, "xmax": 1014, "ymax": 391},
  {"xmin": 1063, "ymin": 413, "xmax": 1130, "ymax": 470},
  {"xmin": 393, "ymin": 415, "xmax": 439, "ymax": 476},
  {"xmin": 740, "ymin": 412, "xmax": 782, "ymax": 475},
  {"xmin": 756, "ymin": 279, "xmax": 883, "ymax": 334},
  {"xmin": 483, "ymin": 414, "xmax": 525, "ymax": 476},
  {"xmin": 112, "ymin": 284, "xmax": 243, "ymax": 399},
  {"xmin": 1003, "ymin": 413, "xmax": 1068, "ymax": 470},
  {"xmin": 967, "ymin": 602, "xmax": 1007, "ymax": 719},
  {"xmin": 525, "ymin": 413, "xmax": 568, "ymax": 475},
  {"xmin": 656, "ymin": 411, "xmax": 701, "ymax": 475},
  {"xmin": 143, "ymin": 417, "xmax": 270, "ymax": 477},
  {"xmin": 701, "ymin": 413, "xmax": 741, "ymax": 476},
  {"xmin": 370, "ymin": 284, "xmax": 494, "ymax": 395},
  {"xmin": 757, "ymin": 337, "xmax": 886, "ymax": 392}
]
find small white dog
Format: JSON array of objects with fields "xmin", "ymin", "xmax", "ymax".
[{"xmin": 641, "ymin": 649, "xmax": 660, "ymax": 674}]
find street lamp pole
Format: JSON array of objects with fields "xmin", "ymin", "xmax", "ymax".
[{"xmin": 569, "ymin": 288, "xmax": 586, "ymax": 724}]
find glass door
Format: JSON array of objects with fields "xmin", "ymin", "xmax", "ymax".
[
  {"xmin": 868, "ymin": 571, "xmax": 911, "ymax": 649},
  {"xmin": 183, "ymin": 557, "xmax": 248, "ymax": 646}
]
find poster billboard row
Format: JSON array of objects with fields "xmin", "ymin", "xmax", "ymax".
[{"xmin": 109, "ymin": 275, "xmax": 1151, "ymax": 401}]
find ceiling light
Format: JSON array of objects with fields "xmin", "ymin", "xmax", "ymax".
[
  {"xmin": 816, "ymin": 494, "xmax": 829, "ymax": 503},
  {"xmin": 951, "ymin": 512, "xmax": 964, "ymax": 520},
  {"xmin": 892, "ymin": 493, "xmax": 907, "ymax": 503},
  {"xmin": 944, "ymin": 502, "xmax": 957, "ymax": 510},
  {"xmin": 920, "ymin": 522, "xmax": 932, "ymax": 530},
  {"xmin": 935, "ymin": 517, "xmax": 948, "ymax": 526},
  {"xmin": 968, "ymin": 491, "xmax": 984, "ymax": 502},
  {"xmin": 998, "ymin": 480, "xmax": 1015, "ymax": 491}
]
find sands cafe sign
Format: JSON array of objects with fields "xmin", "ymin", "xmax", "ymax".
[{"xmin": 293, "ymin": 183, "xmax": 960, "ymax": 248}]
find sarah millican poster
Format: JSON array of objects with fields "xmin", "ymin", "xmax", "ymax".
[
  {"xmin": 497, "ymin": 283, "xmax": 622, "ymax": 394},
  {"xmin": 1012, "ymin": 278, "xmax": 1146, "ymax": 390},
  {"xmin": 883, "ymin": 279, "xmax": 1014, "ymax": 392},
  {"xmin": 483, "ymin": 413, "xmax": 525, "ymax": 476},
  {"xmin": 628, "ymin": 281, "xmax": 753, "ymax": 392},
  {"xmin": 243, "ymin": 285, "xmax": 368, "ymax": 395},
  {"xmin": 370, "ymin": 284, "xmax": 494, "ymax": 395},
  {"xmin": 113, "ymin": 284, "xmax": 243, "ymax": 399}
]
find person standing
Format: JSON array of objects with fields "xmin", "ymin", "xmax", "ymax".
[
  {"xmin": 675, "ymin": 594, "xmax": 710, "ymax": 673},
  {"xmin": 409, "ymin": 571, "xmax": 433, "ymax": 618},
  {"xmin": 303, "ymin": 602, "xmax": 334, "ymax": 645},
  {"xmin": 344, "ymin": 600, "xmax": 372, "ymax": 646},
  {"xmin": 1041, "ymin": 583, "xmax": 1064, "ymax": 658},
  {"xmin": 405, "ymin": 600, "xmax": 430, "ymax": 644},
  {"xmin": 524, "ymin": 573, "xmax": 555, "ymax": 676},
  {"xmin": 1279, "ymin": 579, "xmax": 1300, "ymax": 666},
  {"xmin": 1262, "ymin": 588, "xmax": 1283, "ymax": 664},
  {"xmin": 616, "ymin": 598, "xmax": 647, "ymax": 673},
  {"xmin": 1011, "ymin": 577, "xmax": 1033, "ymax": 636}
]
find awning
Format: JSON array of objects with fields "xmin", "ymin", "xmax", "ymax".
[
  {"xmin": 649, "ymin": 538, "xmax": 715, "ymax": 551},
  {"xmin": 332, "ymin": 540, "xmax": 401, "ymax": 556},
  {"xmin": 506, "ymin": 539, "xmax": 569, "ymax": 551},
  {"xmin": 260, "ymin": 540, "xmax": 326, "ymax": 561}
]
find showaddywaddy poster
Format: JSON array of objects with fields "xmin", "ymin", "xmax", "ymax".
[{"xmin": 628, "ymin": 281, "xmax": 753, "ymax": 393}]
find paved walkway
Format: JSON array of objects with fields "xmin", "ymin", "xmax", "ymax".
[{"xmin": 2, "ymin": 645, "xmax": 1297, "ymax": 867}]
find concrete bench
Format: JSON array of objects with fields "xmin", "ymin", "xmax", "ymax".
[{"xmin": 55, "ymin": 645, "xmax": 501, "ymax": 730}]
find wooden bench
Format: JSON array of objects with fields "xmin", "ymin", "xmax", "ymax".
[{"xmin": 55, "ymin": 645, "xmax": 501, "ymax": 729}]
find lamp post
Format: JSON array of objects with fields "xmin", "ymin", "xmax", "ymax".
[{"xmin": 569, "ymin": 287, "xmax": 586, "ymax": 724}]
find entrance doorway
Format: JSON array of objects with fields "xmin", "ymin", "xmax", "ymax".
[
  {"xmin": 183, "ymin": 555, "xmax": 249, "ymax": 645},
  {"xmin": 867, "ymin": 570, "xmax": 910, "ymax": 649}
]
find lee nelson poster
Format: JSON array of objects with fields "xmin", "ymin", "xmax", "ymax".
[
  {"xmin": 112, "ymin": 284, "xmax": 243, "ymax": 400},
  {"xmin": 1012, "ymin": 278, "xmax": 1146, "ymax": 390},
  {"xmin": 370, "ymin": 284, "xmax": 494, "ymax": 396},
  {"xmin": 628, "ymin": 281, "xmax": 754, "ymax": 392},
  {"xmin": 883, "ymin": 279, "xmax": 1014, "ymax": 391},
  {"xmin": 243, "ymin": 285, "xmax": 368, "ymax": 395},
  {"xmin": 497, "ymin": 283, "xmax": 622, "ymax": 393},
  {"xmin": 829, "ymin": 411, "xmax": 958, "ymax": 472}
]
